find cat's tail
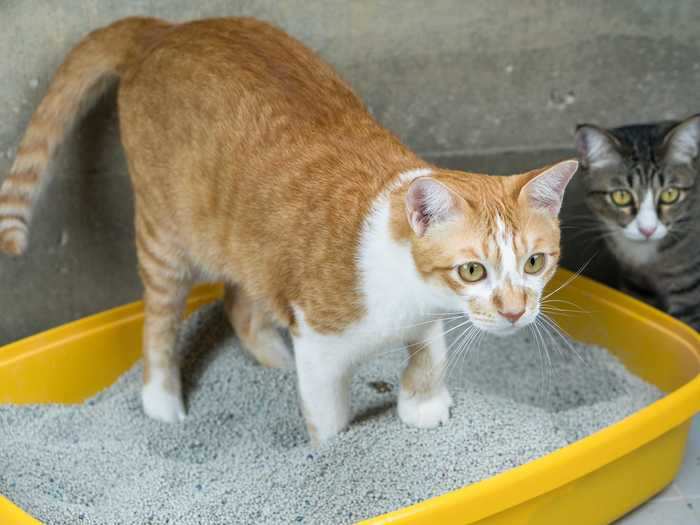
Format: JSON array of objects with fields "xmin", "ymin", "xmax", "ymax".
[{"xmin": 0, "ymin": 16, "xmax": 172, "ymax": 255}]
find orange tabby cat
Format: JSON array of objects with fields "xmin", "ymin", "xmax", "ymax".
[{"xmin": 0, "ymin": 17, "xmax": 577, "ymax": 444}]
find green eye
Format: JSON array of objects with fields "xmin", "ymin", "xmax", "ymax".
[
  {"xmin": 524, "ymin": 253, "xmax": 545, "ymax": 274},
  {"xmin": 611, "ymin": 190, "xmax": 633, "ymax": 207},
  {"xmin": 458, "ymin": 262, "xmax": 486, "ymax": 283},
  {"xmin": 659, "ymin": 187, "xmax": 680, "ymax": 204}
]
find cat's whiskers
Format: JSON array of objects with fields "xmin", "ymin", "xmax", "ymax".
[
  {"xmin": 542, "ymin": 255, "xmax": 597, "ymax": 301},
  {"xmin": 539, "ymin": 308, "xmax": 579, "ymax": 318},
  {"xmin": 371, "ymin": 317, "xmax": 473, "ymax": 362},
  {"xmin": 533, "ymin": 319, "xmax": 555, "ymax": 402},
  {"xmin": 452, "ymin": 328, "xmax": 485, "ymax": 386},
  {"xmin": 528, "ymin": 324, "xmax": 547, "ymax": 401},
  {"xmin": 396, "ymin": 314, "xmax": 466, "ymax": 331},
  {"xmin": 559, "ymin": 219, "xmax": 606, "ymax": 230},
  {"xmin": 396, "ymin": 319, "xmax": 472, "ymax": 371},
  {"xmin": 440, "ymin": 323, "xmax": 478, "ymax": 377},
  {"xmin": 537, "ymin": 316, "xmax": 566, "ymax": 362},
  {"xmin": 585, "ymin": 231, "xmax": 620, "ymax": 242},
  {"xmin": 540, "ymin": 299, "xmax": 592, "ymax": 317},
  {"xmin": 541, "ymin": 312, "xmax": 636, "ymax": 397},
  {"xmin": 566, "ymin": 223, "xmax": 610, "ymax": 234},
  {"xmin": 560, "ymin": 217, "xmax": 608, "ymax": 227},
  {"xmin": 537, "ymin": 313, "xmax": 585, "ymax": 365},
  {"xmin": 541, "ymin": 298, "xmax": 589, "ymax": 312},
  {"xmin": 439, "ymin": 324, "xmax": 481, "ymax": 386},
  {"xmin": 540, "ymin": 305, "xmax": 590, "ymax": 315},
  {"xmin": 560, "ymin": 213, "xmax": 602, "ymax": 220},
  {"xmin": 566, "ymin": 227, "xmax": 616, "ymax": 243}
]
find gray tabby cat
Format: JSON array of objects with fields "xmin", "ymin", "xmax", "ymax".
[{"xmin": 575, "ymin": 115, "xmax": 699, "ymax": 332}]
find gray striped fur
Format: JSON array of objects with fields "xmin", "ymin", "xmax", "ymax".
[{"xmin": 575, "ymin": 115, "xmax": 700, "ymax": 332}]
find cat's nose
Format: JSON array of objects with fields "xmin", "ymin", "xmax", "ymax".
[
  {"xmin": 639, "ymin": 225, "xmax": 657, "ymax": 239},
  {"xmin": 498, "ymin": 309, "xmax": 525, "ymax": 323}
]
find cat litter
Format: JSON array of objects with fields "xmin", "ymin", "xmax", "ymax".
[{"xmin": 0, "ymin": 304, "xmax": 662, "ymax": 525}]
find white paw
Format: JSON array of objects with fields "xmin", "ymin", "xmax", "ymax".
[
  {"xmin": 142, "ymin": 381, "xmax": 186, "ymax": 423},
  {"xmin": 398, "ymin": 387, "xmax": 453, "ymax": 429},
  {"xmin": 300, "ymin": 399, "xmax": 350, "ymax": 447}
]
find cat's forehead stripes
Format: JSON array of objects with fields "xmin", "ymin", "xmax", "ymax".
[
  {"xmin": 625, "ymin": 162, "xmax": 666, "ymax": 190},
  {"xmin": 485, "ymin": 214, "xmax": 531, "ymax": 259},
  {"xmin": 494, "ymin": 216, "xmax": 517, "ymax": 277},
  {"xmin": 496, "ymin": 215, "xmax": 541, "ymax": 290}
]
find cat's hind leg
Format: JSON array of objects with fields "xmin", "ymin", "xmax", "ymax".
[
  {"xmin": 136, "ymin": 210, "xmax": 191, "ymax": 423},
  {"xmin": 398, "ymin": 319, "xmax": 453, "ymax": 429},
  {"xmin": 224, "ymin": 284, "xmax": 294, "ymax": 369}
]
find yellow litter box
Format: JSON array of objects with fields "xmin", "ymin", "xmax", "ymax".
[{"xmin": 1, "ymin": 269, "xmax": 698, "ymax": 525}]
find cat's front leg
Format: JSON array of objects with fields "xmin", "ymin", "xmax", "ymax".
[
  {"xmin": 294, "ymin": 333, "xmax": 353, "ymax": 445},
  {"xmin": 398, "ymin": 319, "xmax": 453, "ymax": 429}
]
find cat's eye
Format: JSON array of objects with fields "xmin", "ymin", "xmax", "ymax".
[
  {"xmin": 659, "ymin": 187, "xmax": 680, "ymax": 205},
  {"xmin": 458, "ymin": 262, "xmax": 486, "ymax": 283},
  {"xmin": 524, "ymin": 253, "xmax": 545, "ymax": 275},
  {"xmin": 610, "ymin": 190, "xmax": 633, "ymax": 207}
]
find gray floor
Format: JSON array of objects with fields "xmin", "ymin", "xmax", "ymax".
[{"xmin": 616, "ymin": 417, "xmax": 700, "ymax": 524}]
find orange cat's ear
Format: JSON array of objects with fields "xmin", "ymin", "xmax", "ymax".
[
  {"xmin": 405, "ymin": 177, "xmax": 460, "ymax": 237},
  {"xmin": 519, "ymin": 160, "xmax": 578, "ymax": 216}
]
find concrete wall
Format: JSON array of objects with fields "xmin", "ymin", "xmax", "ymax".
[{"xmin": 1, "ymin": 1, "xmax": 698, "ymax": 342}]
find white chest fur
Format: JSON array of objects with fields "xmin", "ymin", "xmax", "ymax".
[
  {"xmin": 290, "ymin": 172, "xmax": 458, "ymax": 443},
  {"xmin": 293, "ymin": 168, "xmax": 456, "ymax": 360},
  {"xmin": 353, "ymin": 169, "xmax": 461, "ymax": 352},
  {"xmin": 609, "ymin": 232, "xmax": 660, "ymax": 268}
]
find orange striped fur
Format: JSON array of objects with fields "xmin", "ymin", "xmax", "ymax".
[
  {"xmin": 0, "ymin": 17, "xmax": 171, "ymax": 255},
  {"xmin": 1, "ymin": 17, "xmax": 577, "ymax": 440}
]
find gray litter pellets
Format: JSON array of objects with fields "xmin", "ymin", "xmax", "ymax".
[{"xmin": 0, "ymin": 304, "xmax": 662, "ymax": 525}]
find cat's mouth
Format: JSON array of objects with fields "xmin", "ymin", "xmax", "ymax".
[
  {"xmin": 621, "ymin": 230, "xmax": 666, "ymax": 243},
  {"xmin": 469, "ymin": 316, "xmax": 530, "ymax": 337},
  {"xmin": 620, "ymin": 221, "xmax": 668, "ymax": 243},
  {"xmin": 487, "ymin": 326, "xmax": 520, "ymax": 337}
]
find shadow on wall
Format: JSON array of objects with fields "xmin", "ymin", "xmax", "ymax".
[{"xmin": 0, "ymin": 87, "xmax": 139, "ymax": 344}]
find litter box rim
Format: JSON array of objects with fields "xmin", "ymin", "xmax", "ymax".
[
  {"xmin": 0, "ymin": 270, "xmax": 698, "ymax": 525},
  {"xmin": 361, "ymin": 270, "xmax": 700, "ymax": 524}
]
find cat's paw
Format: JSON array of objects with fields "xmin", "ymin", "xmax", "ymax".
[
  {"xmin": 141, "ymin": 382, "xmax": 186, "ymax": 423},
  {"xmin": 398, "ymin": 387, "xmax": 453, "ymax": 429}
]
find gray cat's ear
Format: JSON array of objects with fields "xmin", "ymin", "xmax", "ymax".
[
  {"xmin": 575, "ymin": 125, "xmax": 622, "ymax": 169},
  {"xmin": 663, "ymin": 114, "xmax": 700, "ymax": 165},
  {"xmin": 519, "ymin": 160, "xmax": 578, "ymax": 216},
  {"xmin": 405, "ymin": 177, "xmax": 460, "ymax": 237}
]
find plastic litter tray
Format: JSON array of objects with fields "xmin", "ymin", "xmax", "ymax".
[{"xmin": 1, "ymin": 269, "xmax": 698, "ymax": 524}]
